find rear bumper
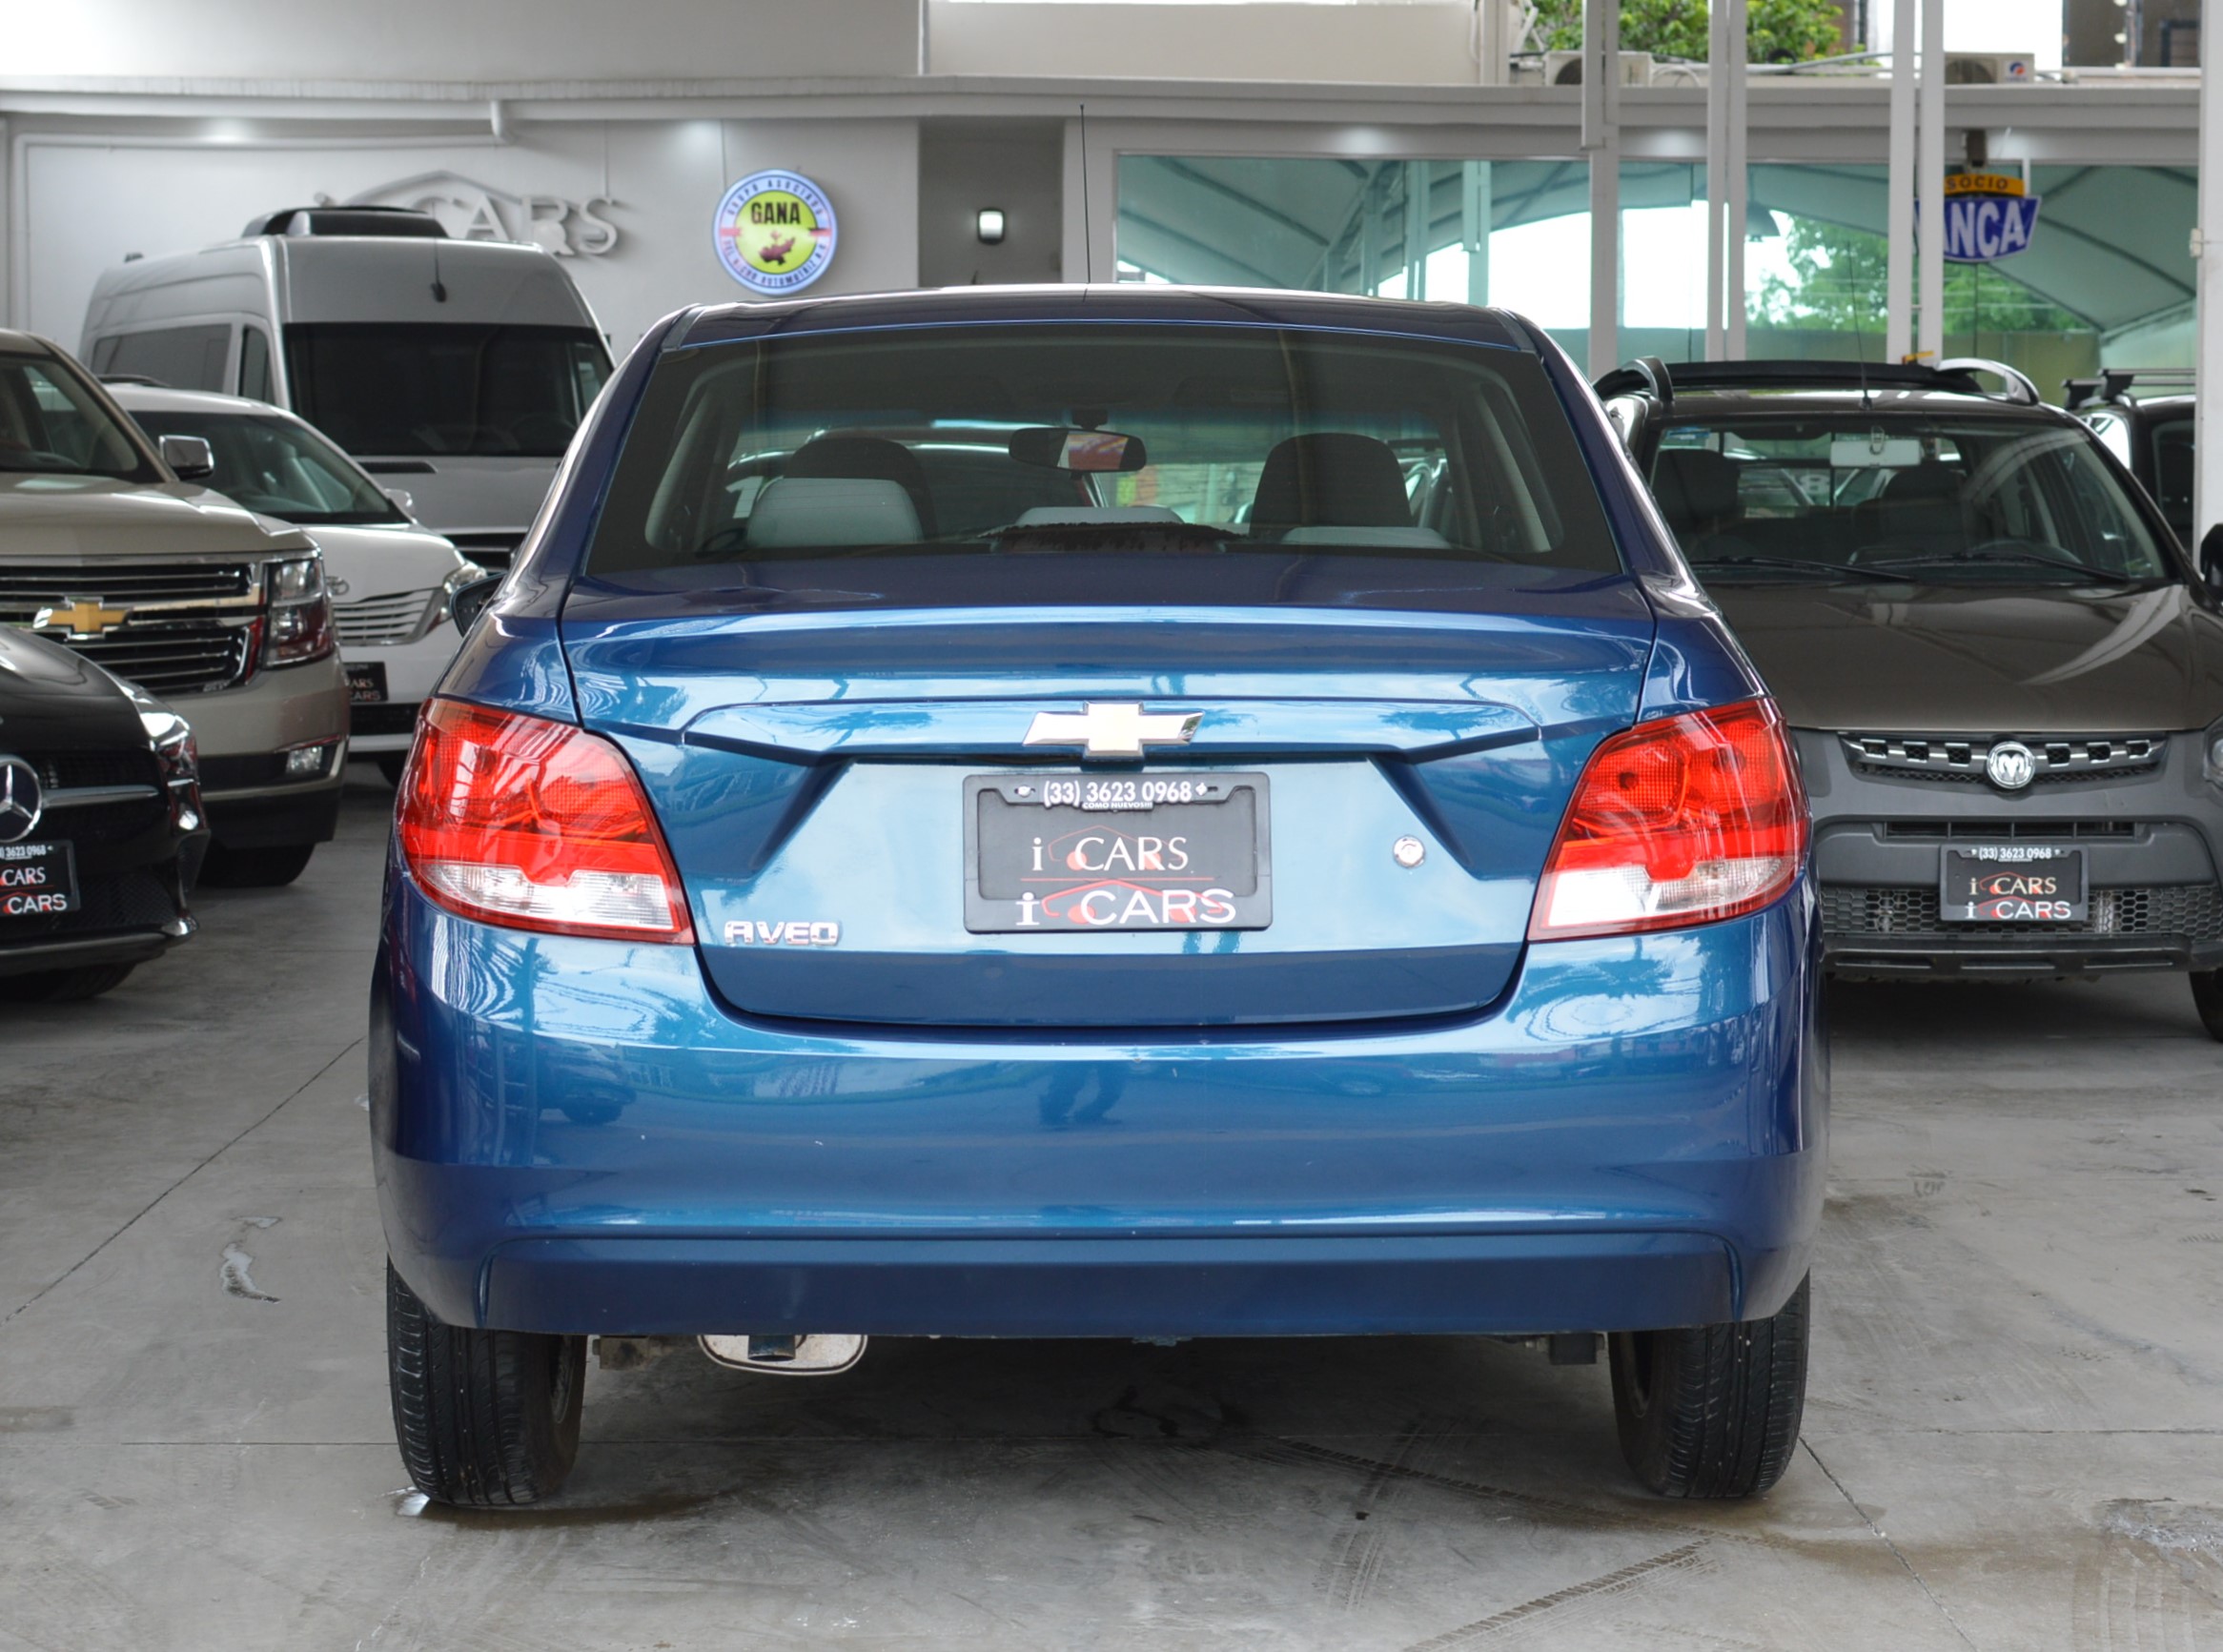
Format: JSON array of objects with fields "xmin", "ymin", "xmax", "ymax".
[{"xmin": 373, "ymin": 874, "xmax": 1825, "ymax": 1338}]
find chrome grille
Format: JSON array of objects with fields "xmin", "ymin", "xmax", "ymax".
[
  {"xmin": 1842, "ymin": 732, "xmax": 2164, "ymax": 785},
  {"xmin": 335, "ymin": 589, "xmax": 436, "ymax": 647},
  {"xmin": 0, "ymin": 561, "xmax": 261, "ymax": 695},
  {"xmin": 1822, "ymin": 883, "xmax": 2223, "ymax": 941}
]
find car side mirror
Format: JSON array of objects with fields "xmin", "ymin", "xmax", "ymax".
[
  {"xmin": 382, "ymin": 486, "xmax": 417, "ymax": 516},
  {"xmin": 158, "ymin": 434, "xmax": 214, "ymax": 481},
  {"xmin": 2202, "ymin": 524, "xmax": 2223, "ymax": 591},
  {"xmin": 448, "ymin": 574, "xmax": 502, "ymax": 632}
]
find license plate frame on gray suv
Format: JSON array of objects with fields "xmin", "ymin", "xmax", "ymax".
[
  {"xmin": 1939, "ymin": 845, "xmax": 2087, "ymax": 924},
  {"xmin": 964, "ymin": 772, "xmax": 1272, "ymax": 933}
]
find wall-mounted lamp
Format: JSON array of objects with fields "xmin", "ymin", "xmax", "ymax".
[{"xmin": 976, "ymin": 208, "xmax": 1007, "ymax": 245}]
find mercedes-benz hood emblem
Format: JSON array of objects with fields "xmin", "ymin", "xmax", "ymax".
[{"xmin": 0, "ymin": 757, "xmax": 44, "ymax": 844}]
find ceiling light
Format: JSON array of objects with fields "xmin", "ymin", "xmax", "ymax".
[{"xmin": 976, "ymin": 209, "xmax": 1007, "ymax": 245}]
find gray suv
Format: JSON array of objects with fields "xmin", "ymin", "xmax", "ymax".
[
  {"xmin": 0, "ymin": 331, "xmax": 345, "ymax": 886},
  {"xmin": 1600, "ymin": 357, "xmax": 2223, "ymax": 1035}
]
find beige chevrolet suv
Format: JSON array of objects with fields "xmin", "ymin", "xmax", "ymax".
[{"xmin": 0, "ymin": 331, "xmax": 346, "ymax": 886}]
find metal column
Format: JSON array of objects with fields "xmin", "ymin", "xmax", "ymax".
[
  {"xmin": 1705, "ymin": 0, "xmax": 1749, "ymax": 360},
  {"xmin": 2193, "ymin": 0, "xmax": 2223, "ymax": 558},
  {"xmin": 1405, "ymin": 163, "xmax": 1429, "ymax": 299},
  {"xmin": 1582, "ymin": 0, "xmax": 1620, "ymax": 377},
  {"xmin": 1918, "ymin": 0, "xmax": 1947, "ymax": 359},
  {"xmin": 1886, "ymin": 0, "xmax": 1916, "ymax": 359},
  {"xmin": 1462, "ymin": 161, "xmax": 1493, "ymax": 306}
]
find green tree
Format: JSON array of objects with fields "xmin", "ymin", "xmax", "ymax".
[
  {"xmin": 1753, "ymin": 217, "xmax": 2090, "ymax": 337},
  {"xmin": 1528, "ymin": 0, "xmax": 1846, "ymax": 64}
]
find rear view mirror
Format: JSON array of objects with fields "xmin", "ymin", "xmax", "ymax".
[
  {"xmin": 2201, "ymin": 523, "xmax": 2223, "ymax": 591},
  {"xmin": 1009, "ymin": 426, "xmax": 1148, "ymax": 474},
  {"xmin": 1829, "ymin": 434, "xmax": 1924, "ymax": 470},
  {"xmin": 448, "ymin": 574, "xmax": 502, "ymax": 632},
  {"xmin": 158, "ymin": 433, "xmax": 215, "ymax": 481}
]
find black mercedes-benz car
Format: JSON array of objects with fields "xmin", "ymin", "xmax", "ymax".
[
  {"xmin": 0, "ymin": 627, "xmax": 205, "ymax": 1002},
  {"xmin": 1599, "ymin": 357, "xmax": 2223, "ymax": 1034}
]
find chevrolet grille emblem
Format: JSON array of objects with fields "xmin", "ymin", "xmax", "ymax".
[
  {"xmin": 32, "ymin": 600, "xmax": 133, "ymax": 640},
  {"xmin": 1023, "ymin": 703, "xmax": 1202, "ymax": 760}
]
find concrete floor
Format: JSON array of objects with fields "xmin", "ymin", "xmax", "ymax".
[{"xmin": 5, "ymin": 770, "xmax": 2222, "ymax": 1650}]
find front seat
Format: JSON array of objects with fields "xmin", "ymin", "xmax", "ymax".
[
  {"xmin": 1856, "ymin": 461, "xmax": 1968, "ymax": 560},
  {"xmin": 1650, "ymin": 448, "xmax": 1744, "ymax": 540},
  {"xmin": 1250, "ymin": 433, "xmax": 1412, "ymax": 537},
  {"xmin": 785, "ymin": 436, "xmax": 939, "ymax": 538}
]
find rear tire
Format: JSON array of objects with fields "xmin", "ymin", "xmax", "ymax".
[
  {"xmin": 198, "ymin": 841, "xmax": 316, "ymax": 888},
  {"xmin": 0, "ymin": 963, "xmax": 137, "ymax": 1004},
  {"xmin": 1609, "ymin": 1274, "xmax": 1809, "ymax": 1499},
  {"xmin": 385, "ymin": 1261, "xmax": 585, "ymax": 1507},
  {"xmin": 2190, "ymin": 969, "xmax": 2223, "ymax": 1041}
]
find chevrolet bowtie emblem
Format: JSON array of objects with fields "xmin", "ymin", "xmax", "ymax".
[
  {"xmin": 32, "ymin": 599, "xmax": 132, "ymax": 640},
  {"xmin": 1023, "ymin": 703, "xmax": 1202, "ymax": 759}
]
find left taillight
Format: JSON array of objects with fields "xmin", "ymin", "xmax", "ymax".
[
  {"xmin": 1529, "ymin": 698, "xmax": 1809, "ymax": 942},
  {"xmin": 396, "ymin": 699, "xmax": 695, "ymax": 944}
]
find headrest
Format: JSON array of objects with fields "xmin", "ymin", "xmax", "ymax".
[
  {"xmin": 785, "ymin": 436, "xmax": 937, "ymax": 536},
  {"xmin": 744, "ymin": 478, "xmax": 923, "ymax": 549},
  {"xmin": 1881, "ymin": 462, "xmax": 1964, "ymax": 504},
  {"xmin": 1651, "ymin": 447, "xmax": 1742, "ymax": 526},
  {"xmin": 1251, "ymin": 434, "xmax": 1411, "ymax": 530}
]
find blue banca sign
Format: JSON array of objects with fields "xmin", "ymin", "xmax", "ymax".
[{"xmin": 1940, "ymin": 172, "xmax": 2041, "ymax": 264}]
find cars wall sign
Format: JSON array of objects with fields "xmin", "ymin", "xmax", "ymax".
[
  {"xmin": 344, "ymin": 173, "xmax": 620, "ymax": 256},
  {"xmin": 714, "ymin": 171, "xmax": 837, "ymax": 295},
  {"xmin": 1938, "ymin": 172, "xmax": 2042, "ymax": 263}
]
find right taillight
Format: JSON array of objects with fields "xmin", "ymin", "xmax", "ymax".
[
  {"xmin": 397, "ymin": 699, "xmax": 694, "ymax": 943},
  {"xmin": 1529, "ymin": 698, "xmax": 1808, "ymax": 942}
]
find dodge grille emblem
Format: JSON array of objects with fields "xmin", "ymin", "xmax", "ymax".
[
  {"xmin": 0, "ymin": 757, "xmax": 43, "ymax": 844},
  {"xmin": 1985, "ymin": 741, "xmax": 2037, "ymax": 790},
  {"xmin": 1023, "ymin": 703, "xmax": 1202, "ymax": 760}
]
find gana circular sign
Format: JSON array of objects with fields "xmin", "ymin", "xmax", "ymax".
[{"xmin": 713, "ymin": 172, "xmax": 837, "ymax": 295}]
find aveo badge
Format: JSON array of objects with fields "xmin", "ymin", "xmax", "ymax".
[{"xmin": 713, "ymin": 172, "xmax": 837, "ymax": 295}]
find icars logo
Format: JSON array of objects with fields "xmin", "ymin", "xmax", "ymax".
[{"xmin": 713, "ymin": 172, "xmax": 837, "ymax": 296}]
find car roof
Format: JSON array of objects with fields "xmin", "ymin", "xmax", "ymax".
[
  {"xmin": 103, "ymin": 383, "xmax": 287, "ymax": 417},
  {"xmin": 671, "ymin": 285, "xmax": 1540, "ymax": 354}
]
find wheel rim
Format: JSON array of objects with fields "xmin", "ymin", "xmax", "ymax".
[{"xmin": 1619, "ymin": 1331, "xmax": 1660, "ymax": 1418}]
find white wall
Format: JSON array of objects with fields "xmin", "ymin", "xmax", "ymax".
[
  {"xmin": 9, "ymin": 0, "xmax": 923, "ymax": 82},
  {"xmin": 13, "ymin": 120, "xmax": 921, "ymax": 356},
  {"xmin": 919, "ymin": 123, "xmax": 1064, "ymax": 287}
]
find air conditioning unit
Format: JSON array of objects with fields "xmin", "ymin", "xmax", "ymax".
[
  {"xmin": 1944, "ymin": 52, "xmax": 2037, "ymax": 85},
  {"xmin": 1531, "ymin": 51, "xmax": 1656, "ymax": 87}
]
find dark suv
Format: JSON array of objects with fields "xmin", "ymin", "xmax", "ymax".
[{"xmin": 1599, "ymin": 357, "xmax": 2223, "ymax": 1032}]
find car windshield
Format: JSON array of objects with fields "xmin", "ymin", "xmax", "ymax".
[
  {"xmin": 0, "ymin": 352, "xmax": 157, "ymax": 480},
  {"xmin": 585, "ymin": 324, "xmax": 1621, "ymax": 581},
  {"xmin": 284, "ymin": 323, "xmax": 610, "ymax": 459},
  {"xmin": 1649, "ymin": 413, "xmax": 2174, "ymax": 586},
  {"xmin": 128, "ymin": 409, "xmax": 405, "ymax": 524}
]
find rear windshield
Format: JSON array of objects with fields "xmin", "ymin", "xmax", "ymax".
[
  {"xmin": 1650, "ymin": 413, "xmax": 2175, "ymax": 587},
  {"xmin": 285, "ymin": 323, "xmax": 610, "ymax": 459},
  {"xmin": 128, "ymin": 409, "xmax": 404, "ymax": 525},
  {"xmin": 0, "ymin": 352, "xmax": 157, "ymax": 481},
  {"xmin": 584, "ymin": 325, "xmax": 1621, "ymax": 581}
]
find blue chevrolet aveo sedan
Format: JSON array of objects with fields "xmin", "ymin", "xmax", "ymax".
[{"xmin": 372, "ymin": 287, "xmax": 1823, "ymax": 1506}]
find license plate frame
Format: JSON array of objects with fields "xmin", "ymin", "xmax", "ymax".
[
  {"xmin": 346, "ymin": 661, "xmax": 390, "ymax": 704},
  {"xmin": 0, "ymin": 839, "xmax": 79, "ymax": 925},
  {"xmin": 1938, "ymin": 844, "xmax": 2088, "ymax": 924},
  {"xmin": 964, "ymin": 771, "xmax": 1272, "ymax": 934}
]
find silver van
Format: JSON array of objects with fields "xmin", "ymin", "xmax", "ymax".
[{"xmin": 81, "ymin": 207, "xmax": 611, "ymax": 568}]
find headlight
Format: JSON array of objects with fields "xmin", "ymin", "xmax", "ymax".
[
  {"xmin": 433, "ymin": 560, "xmax": 492, "ymax": 630},
  {"xmin": 262, "ymin": 554, "xmax": 336, "ymax": 667},
  {"xmin": 140, "ymin": 707, "xmax": 203, "ymax": 832}
]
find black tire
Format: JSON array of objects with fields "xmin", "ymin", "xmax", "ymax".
[
  {"xmin": 385, "ymin": 1261, "xmax": 585, "ymax": 1507},
  {"xmin": 0, "ymin": 963, "xmax": 137, "ymax": 1004},
  {"xmin": 2191, "ymin": 970, "xmax": 2223, "ymax": 1041},
  {"xmin": 199, "ymin": 841, "xmax": 316, "ymax": 888},
  {"xmin": 377, "ymin": 754, "xmax": 409, "ymax": 786},
  {"xmin": 1609, "ymin": 1274, "xmax": 1809, "ymax": 1499}
]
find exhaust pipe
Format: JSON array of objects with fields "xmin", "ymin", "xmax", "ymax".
[{"xmin": 700, "ymin": 1333, "xmax": 867, "ymax": 1376}]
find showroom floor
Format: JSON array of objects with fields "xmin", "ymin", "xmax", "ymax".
[{"xmin": 3, "ymin": 770, "xmax": 2220, "ymax": 1651}]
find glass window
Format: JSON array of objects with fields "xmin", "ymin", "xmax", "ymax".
[
  {"xmin": 126, "ymin": 409, "xmax": 402, "ymax": 525},
  {"xmin": 0, "ymin": 353, "xmax": 156, "ymax": 479},
  {"xmin": 587, "ymin": 324, "xmax": 1621, "ymax": 586},
  {"xmin": 2152, "ymin": 417, "xmax": 2193, "ymax": 539},
  {"xmin": 92, "ymin": 324, "xmax": 233, "ymax": 392},
  {"xmin": 283, "ymin": 324, "xmax": 612, "ymax": 458},
  {"xmin": 1648, "ymin": 413, "xmax": 2173, "ymax": 585},
  {"xmin": 238, "ymin": 326, "xmax": 274, "ymax": 403}
]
